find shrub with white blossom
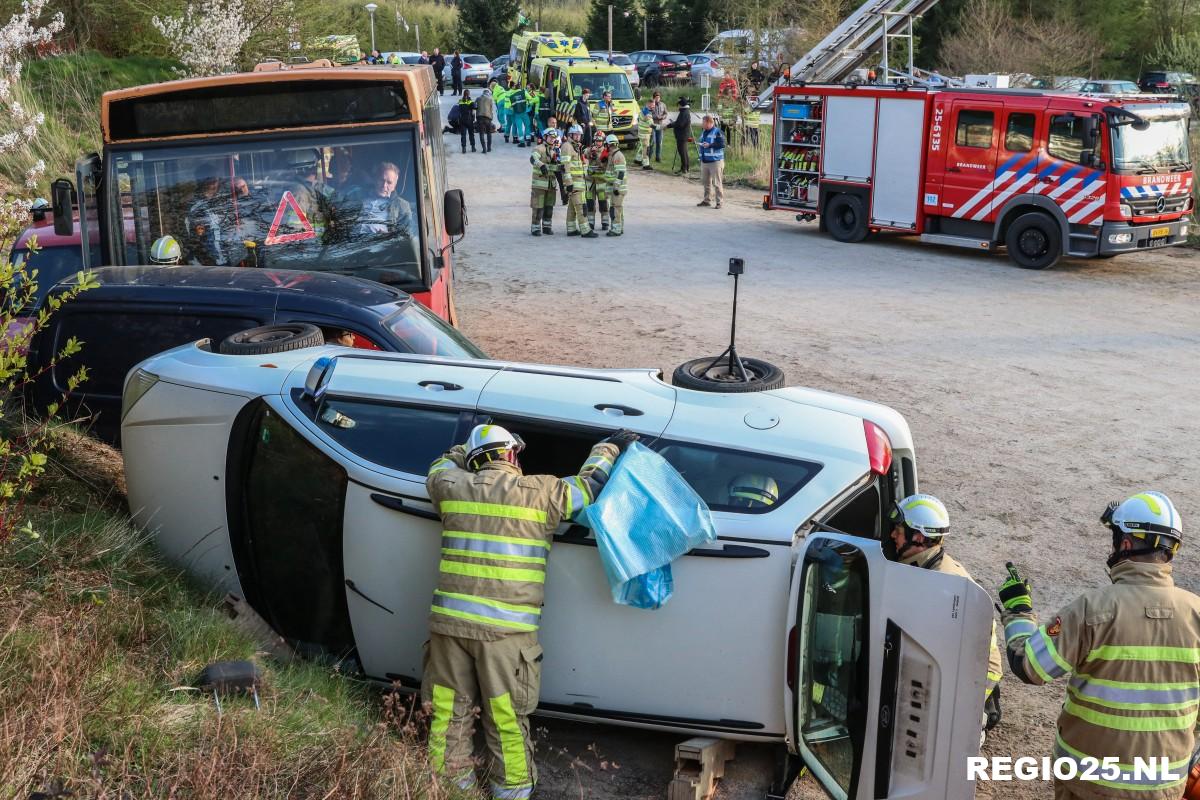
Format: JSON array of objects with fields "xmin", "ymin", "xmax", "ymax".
[{"xmin": 153, "ymin": 0, "xmax": 255, "ymax": 77}]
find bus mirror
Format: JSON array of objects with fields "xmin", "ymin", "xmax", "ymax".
[
  {"xmin": 51, "ymin": 178, "xmax": 75, "ymax": 237},
  {"xmin": 444, "ymin": 189, "xmax": 466, "ymax": 237}
]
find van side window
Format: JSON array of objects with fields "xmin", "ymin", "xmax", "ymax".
[
  {"xmin": 1004, "ymin": 112, "xmax": 1036, "ymax": 152},
  {"xmin": 1048, "ymin": 115, "xmax": 1087, "ymax": 164},
  {"xmin": 653, "ymin": 441, "xmax": 821, "ymax": 514},
  {"xmin": 824, "ymin": 481, "xmax": 882, "ymax": 538},
  {"xmin": 955, "ymin": 109, "xmax": 994, "ymax": 148},
  {"xmin": 310, "ymin": 397, "xmax": 464, "ymax": 475}
]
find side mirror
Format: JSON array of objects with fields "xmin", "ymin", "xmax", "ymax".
[
  {"xmin": 444, "ymin": 188, "xmax": 466, "ymax": 237},
  {"xmin": 51, "ymin": 178, "xmax": 75, "ymax": 237}
]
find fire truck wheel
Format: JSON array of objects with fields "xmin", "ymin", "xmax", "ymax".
[
  {"xmin": 219, "ymin": 323, "xmax": 325, "ymax": 355},
  {"xmin": 672, "ymin": 356, "xmax": 785, "ymax": 393},
  {"xmin": 1004, "ymin": 212, "xmax": 1062, "ymax": 270},
  {"xmin": 825, "ymin": 194, "xmax": 869, "ymax": 243}
]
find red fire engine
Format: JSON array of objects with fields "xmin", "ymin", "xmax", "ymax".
[{"xmin": 767, "ymin": 84, "xmax": 1194, "ymax": 269}]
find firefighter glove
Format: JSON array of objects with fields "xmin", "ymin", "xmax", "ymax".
[
  {"xmin": 998, "ymin": 562, "xmax": 1033, "ymax": 615},
  {"xmin": 540, "ymin": 165, "xmax": 549, "ymax": 176},
  {"xmin": 602, "ymin": 429, "xmax": 640, "ymax": 453}
]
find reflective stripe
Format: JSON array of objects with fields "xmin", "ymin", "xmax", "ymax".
[
  {"xmin": 442, "ymin": 535, "xmax": 548, "ymax": 561},
  {"xmin": 432, "ymin": 590, "xmax": 541, "ymax": 631},
  {"xmin": 443, "ymin": 531, "xmax": 550, "ymax": 550},
  {"xmin": 1032, "ymin": 628, "xmax": 1072, "ymax": 675},
  {"xmin": 1063, "ymin": 698, "xmax": 1199, "ymax": 732},
  {"xmin": 1024, "ymin": 630, "xmax": 1070, "ymax": 682},
  {"xmin": 1086, "ymin": 645, "xmax": 1200, "ymax": 663},
  {"xmin": 583, "ymin": 453, "xmax": 613, "ymax": 473},
  {"xmin": 561, "ymin": 476, "xmax": 588, "ymax": 516},
  {"xmin": 1069, "ymin": 674, "xmax": 1200, "ymax": 710},
  {"xmin": 429, "ymin": 458, "xmax": 456, "ymax": 475},
  {"xmin": 439, "ymin": 559, "xmax": 546, "ymax": 584},
  {"xmin": 429, "ymin": 684, "xmax": 455, "ymax": 773},
  {"xmin": 1054, "ymin": 735, "xmax": 1189, "ymax": 790},
  {"xmin": 442, "ymin": 547, "xmax": 547, "ymax": 565},
  {"xmin": 439, "ymin": 501, "xmax": 548, "ymax": 523},
  {"xmin": 491, "ymin": 784, "xmax": 534, "ymax": 799},
  {"xmin": 489, "ymin": 692, "xmax": 530, "ymax": 789},
  {"xmin": 1004, "ymin": 618, "xmax": 1037, "ymax": 641}
]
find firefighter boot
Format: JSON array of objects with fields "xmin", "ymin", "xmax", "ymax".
[
  {"xmin": 531, "ymin": 208, "xmax": 542, "ymax": 237},
  {"xmin": 542, "ymin": 204, "xmax": 554, "ymax": 235},
  {"xmin": 585, "ymin": 198, "xmax": 597, "ymax": 233},
  {"xmin": 599, "ymin": 200, "xmax": 609, "ymax": 231}
]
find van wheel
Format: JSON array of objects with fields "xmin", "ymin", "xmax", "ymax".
[
  {"xmin": 1005, "ymin": 212, "xmax": 1061, "ymax": 269},
  {"xmin": 825, "ymin": 194, "xmax": 869, "ymax": 243},
  {"xmin": 672, "ymin": 356, "xmax": 785, "ymax": 393},
  {"xmin": 219, "ymin": 324, "xmax": 324, "ymax": 355}
]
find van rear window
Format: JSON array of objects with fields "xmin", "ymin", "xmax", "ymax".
[{"xmin": 652, "ymin": 441, "xmax": 821, "ymax": 514}]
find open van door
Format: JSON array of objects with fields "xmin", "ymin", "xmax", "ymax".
[{"xmin": 788, "ymin": 532, "xmax": 992, "ymax": 799}]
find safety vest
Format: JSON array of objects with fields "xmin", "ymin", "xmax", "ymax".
[
  {"xmin": 425, "ymin": 443, "xmax": 617, "ymax": 640},
  {"xmin": 495, "ymin": 87, "xmax": 510, "ymax": 109},
  {"xmin": 510, "ymin": 89, "xmax": 528, "ymax": 114},
  {"xmin": 638, "ymin": 111, "xmax": 653, "ymax": 137},
  {"xmin": 605, "ymin": 149, "xmax": 627, "ymax": 194},
  {"xmin": 1003, "ymin": 560, "xmax": 1200, "ymax": 798},
  {"xmin": 529, "ymin": 144, "xmax": 553, "ymax": 190},
  {"xmin": 594, "ymin": 100, "xmax": 613, "ymax": 131}
]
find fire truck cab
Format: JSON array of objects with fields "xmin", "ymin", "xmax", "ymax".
[{"xmin": 768, "ymin": 85, "xmax": 1193, "ymax": 269}]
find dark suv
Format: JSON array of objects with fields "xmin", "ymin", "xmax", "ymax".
[
  {"xmin": 28, "ymin": 266, "xmax": 484, "ymax": 443},
  {"xmin": 628, "ymin": 50, "xmax": 691, "ymax": 87},
  {"xmin": 1138, "ymin": 70, "xmax": 1198, "ymax": 93}
]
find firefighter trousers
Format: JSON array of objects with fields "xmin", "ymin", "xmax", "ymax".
[
  {"xmin": 636, "ymin": 132, "xmax": 651, "ymax": 166},
  {"xmin": 422, "ymin": 632, "xmax": 543, "ymax": 799},
  {"xmin": 530, "ymin": 188, "xmax": 555, "ymax": 232},
  {"xmin": 566, "ymin": 188, "xmax": 591, "ymax": 234},
  {"xmin": 608, "ymin": 190, "xmax": 624, "ymax": 234}
]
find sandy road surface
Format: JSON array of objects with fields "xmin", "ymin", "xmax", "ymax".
[{"xmin": 438, "ymin": 96, "xmax": 1200, "ymax": 800}]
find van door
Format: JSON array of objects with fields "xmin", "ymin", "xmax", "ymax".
[
  {"xmin": 788, "ymin": 532, "xmax": 992, "ymax": 799},
  {"xmin": 938, "ymin": 99, "xmax": 1002, "ymax": 222}
]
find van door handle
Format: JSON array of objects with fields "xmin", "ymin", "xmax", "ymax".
[
  {"xmin": 594, "ymin": 403, "xmax": 644, "ymax": 417},
  {"xmin": 947, "ymin": 166, "xmax": 961, "ymax": 173},
  {"xmin": 371, "ymin": 493, "xmax": 440, "ymax": 521},
  {"xmin": 419, "ymin": 380, "xmax": 463, "ymax": 391}
]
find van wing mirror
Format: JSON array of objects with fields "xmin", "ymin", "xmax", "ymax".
[
  {"xmin": 444, "ymin": 188, "xmax": 467, "ymax": 237},
  {"xmin": 51, "ymin": 178, "xmax": 75, "ymax": 237}
]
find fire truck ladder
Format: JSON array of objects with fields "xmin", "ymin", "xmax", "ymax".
[{"xmin": 757, "ymin": 0, "xmax": 942, "ymax": 103}]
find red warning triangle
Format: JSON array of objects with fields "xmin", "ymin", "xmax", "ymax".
[{"xmin": 264, "ymin": 191, "xmax": 317, "ymax": 245}]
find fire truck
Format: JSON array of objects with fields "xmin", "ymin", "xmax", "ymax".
[{"xmin": 766, "ymin": 84, "xmax": 1194, "ymax": 269}]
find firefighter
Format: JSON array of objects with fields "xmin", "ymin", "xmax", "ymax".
[
  {"xmin": 603, "ymin": 133, "xmax": 627, "ymax": 237},
  {"xmin": 563, "ymin": 125, "xmax": 597, "ymax": 238},
  {"xmin": 890, "ymin": 494, "xmax": 1003, "ymax": 733},
  {"xmin": 529, "ymin": 127, "xmax": 562, "ymax": 236},
  {"xmin": 635, "ymin": 105, "xmax": 653, "ymax": 170},
  {"xmin": 584, "ymin": 137, "xmax": 609, "ymax": 232},
  {"xmin": 149, "ymin": 235, "xmax": 182, "ymax": 266},
  {"xmin": 594, "ymin": 89, "xmax": 614, "ymax": 133},
  {"xmin": 727, "ymin": 474, "xmax": 778, "ymax": 509},
  {"xmin": 1000, "ymin": 492, "xmax": 1199, "ymax": 799},
  {"xmin": 422, "ymin": 424, "xmax": 636, "ymax": 799}
]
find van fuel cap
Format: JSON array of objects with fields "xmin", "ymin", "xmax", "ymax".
[{"xmin": 744, "ymin": 410, "xmax": 780, "ymax": 430}]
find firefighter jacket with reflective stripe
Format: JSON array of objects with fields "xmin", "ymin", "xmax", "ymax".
[
  {"xmin": 560, "ymin": 142, "xmax": 581, "ymax": 190},
  {"xmin": 530, "ymin": 144, "xmax": 559, "ymax": 191},
  {"xmin": 593, "ymin": 100, "xmax": 612, "ymax": 131},
  {"xmin": 605, "ymin": 149, "xmax": 627, "ymax": 194},
  {"xmin": 1002, "ymin": 560, "xmax": 1200, "ymax": 798},
  {"xmin": 426, "ymin": 442, "xmax": 619, "ymax": 641},
  {"xmin": 902, "ymin": 546, "xmax": 1003, "ymax": 700}
]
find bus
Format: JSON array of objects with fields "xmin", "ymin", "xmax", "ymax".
[{"xmin": 53, "ymin": 61, "xmax": 465, "ymax": 323}]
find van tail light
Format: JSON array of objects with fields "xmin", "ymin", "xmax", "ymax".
[
  {"xmin": 786, "ymin": 625, "xmax": 797, "ymax": 691},
  {"xmin": 864, "ymin": 419, "xmax": 893, "ymax": 476}
]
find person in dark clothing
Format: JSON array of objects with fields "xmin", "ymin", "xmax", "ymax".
[
  {"xmin": 451, "ymin": 50, "xmax": 464, "ymax": 94},
  {"xmin": 431, "ymin": 48, "xmax": 446, "ymax": 95},
  {"xmin": 670, "ymin": 97, "xmax": 692, "ymax": 173},
  {"xmin": 748, "ymin": 61, "xmax": 765, "ymax": 91},
  {"xmin": 475, "ymin": 85, "xmax": 495, "ymax": 154},
  {"xmin": 456, "ymin": 89, "xmax": 476, "ymax": 153},
  {"xmin": 573, "ymin": 88, "xmax": 593, "ymax": 147}
]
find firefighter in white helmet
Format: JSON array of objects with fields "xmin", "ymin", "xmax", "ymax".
[
  {"xmin": 727, "ymin": 473, "xmax": 779, "ymax": 509},
  {"xmin": 149, "ymin": 235, "xmax": 182, "ymax": 265},
  {"xmin": 422, "ymin": 423, "xmax": 639, "ymax": 799},
  {"xmin": 1001, "ymin": 492, "xmax": 1200, "ymax": 799},
  {"xmin": 889, "ymin": 493, "xmax": 1004, "ymax": 733}
]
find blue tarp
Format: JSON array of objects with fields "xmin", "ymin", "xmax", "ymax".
[{"xmin": 581, "ymin": 442, "xmax": 717, "ymax": 609}]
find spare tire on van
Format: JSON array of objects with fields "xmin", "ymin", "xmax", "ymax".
[
  {"xmin": 219, "ymin": 323, "xmax": 324, "ymax": 355},
  {"xmin": 672, "ymin": 356, "xmax": 784, "ymax": 393}
]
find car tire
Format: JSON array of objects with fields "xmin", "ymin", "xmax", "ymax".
[
  {"xmin": 1005, "ymin": 212, "xmax": 1061, "ymax": 270},
  {"xmin": 825, "ymin": 193, "xmax": 869, "ymax": 243},
  {"xmin": 672, "ymin": 356, "xmax": 785, "ymax": 393},
  {"xmin": 219, "ymin": 323, "xmax": 325, "ymax": 355}
]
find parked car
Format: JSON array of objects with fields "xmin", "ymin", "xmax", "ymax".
[
  {"xmin": 489, "ymin": 55, "xmax": 510, "ymax": 86},
  {"xmin": 7, "ymin": 211, "xmax": 98, "ymax": 311},
  {"xmin": 589, "ymin": 51, "xmax": 640, "ymax": 88},
  {"xmin": 28, "ymin": 266, "xmax": 484, "ymax": 444},
  {"xmin": 628, "ymin": 50, "xmax": 691, "ymax": 87},
  {"xmin": 381, "ymin": 51, "xmax": 423, "ymax": 65},
  {"xmin": 443, "ymin": 54, "xmax": 491, "ymax": 86},
  {"xmin": 121, "ymin": 344, "xmax": 993, "ymax": 800},
  {"xmin": 1080, "ymin": 79, "xmax": 1140, "ymax": 95},
  {"xmin": 687, "ymin": 53, "xmax": 726, "ymax": 86},
  {"xmin": 1139, "ymin": 70, "xmax": 1199, "ymax": 93}
]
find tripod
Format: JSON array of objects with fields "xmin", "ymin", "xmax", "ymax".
[{"xmin": 702, "ymin": 261, "xmax": 749, "ymax": 381}]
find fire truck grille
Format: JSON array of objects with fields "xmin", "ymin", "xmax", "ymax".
[{"xmin": 1128, "ymin": 194, "xmax": 1189, "ymax": 215}]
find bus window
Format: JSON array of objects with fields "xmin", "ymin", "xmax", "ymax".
[{"xmin": 108, "ymin": 131, "xmax": 425, "ymax": 288}]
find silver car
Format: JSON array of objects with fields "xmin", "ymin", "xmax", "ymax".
[
  {"xmin": 590, "ymin": 50, "xmax": 640, "ymax": 87},
  {"xmin": 689, "ymin": 53, "xmax": 727, "ymax": 85}
]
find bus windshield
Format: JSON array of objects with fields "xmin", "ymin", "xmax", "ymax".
[
  {"xmin": 108, "ymin": 130, "xmax": 423, "ymax": 287},
  {"xmin": 573, "ymin": 72, "xmax": 634, "ymax": 100},
  {"xmin": 1111, "ymin": 117, "xmax": 1191, "ymax": 173}
]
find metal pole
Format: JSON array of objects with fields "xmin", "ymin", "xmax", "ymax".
[
  {"xmin": 879, "ymin": 13, "xmax": 887, "ymax": 83},
  {"xmin": 416, "ymin": 24, "xmax": 420, "ymax": 52},
  {"xmin": 607, "ymin": 5, "xmax": 613, "ymax": 53},
  {"xmin": 369, "ymin": 12, "xmax": 376, "ymax": 53},
  {"xmin": 644, "ymin": 16, "xmax": 647, "ymax": 50}
]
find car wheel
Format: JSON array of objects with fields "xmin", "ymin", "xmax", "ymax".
[
  {"xmin": 219, "ymin": 323, "xmax": 325, "ymax": 355},
  {"xmin": 1004, "ymin": 212, "xmax": 1061, "ymax": 269},
  {"xmin": 825, "ymin": 193, "xmax": 869, "ymax": 243},
  {"xmin": 672, "ymin": 356, "xmax": 785, "ymax": 393}
]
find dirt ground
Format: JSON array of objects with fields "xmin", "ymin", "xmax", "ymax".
[{"xmin": 440, "ymin": 98, "xmax": 1200, "ymax": 800}]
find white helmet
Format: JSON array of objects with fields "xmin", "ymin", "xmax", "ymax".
[
  {"xmin": 728, "ymin": 473, "xmax": 780, "ymax": 509},
  {"xmin": 604, "ymin": 133, "xmax": 619, "ymax": 146},
  {"xmin": 568, "ymin": 124, "xmax": 583, "ymax": 136},
  {"xmin": 1102, "ymin": 491, "xmax": 1182, "ymax": 560},
  {"xmin": 542, "ymin": 127, "xmax": 560, "ymax": 141},
  {"xmin": 465, "ymin": 424, "xmax": 524, "ymax": 470},
  {"xmin": 891, "ymin": 493, "xmax": 950, "ymax": 540}
]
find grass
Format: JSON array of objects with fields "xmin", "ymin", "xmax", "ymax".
[{"xmin": 0, "ymin": 426, "xmax": 463, "ymax": 799}]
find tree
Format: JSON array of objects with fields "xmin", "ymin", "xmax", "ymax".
[
  {"xmin": 152, "ymin": 0, "xmax": 255, "ymax": 75},
  {"xmin": 939, "ymin": 0, "xmax": 1100, "ymax": 77},
  {"xmin": 458, "ymin": 0, "xmax": 520, "ymax": 55},
  {"xmin": 1152, "ymin": 31, "xmax": 1200, "ymax": 74},
  {"xmin": 667, "ymin": 0, "xmax": 715, "ymax": 54},
  {"xmin": 585, "ymin": 0, "xmax": 639, "ymax": 52},
  {"xmin": 643, "ymin": 0, "xmax": 670, "ymax": 51}
]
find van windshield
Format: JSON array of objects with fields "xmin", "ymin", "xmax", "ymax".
[
  {"xmin": 1111, "ymin": 117, "xmax": 1191, "ymax": 172},
  {"xmin": 574, "ymin": 72, "xmax": 634, "ymax": 100},
  {"xmin": 107, "ymin": 130, "xmax": 424, "ymax": 288}
]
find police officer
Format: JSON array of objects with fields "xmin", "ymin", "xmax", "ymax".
[
  {"xmin": 529, "ymin": 128, "xmax": 562, "ymax": 236},
  {"xmin": 603, "ymin": 133, "xmax": 627, "ymax": 237},
  {"xmin": 635, "ymin": 105, "xmax": 654, "ymax": 170},
  {"xmin": 562, "ymin": 125, "xmax": 597, "ymax": 238},
  {"xmin": 1000, "ymin": 492, "xmax": 1199, "ymax": 799},
  {"xmin": 422, "ymin": 425, "xmax": 637, "ymax": 799},
  {"xmin": 890, "ymin": 494, "xmax": 1004, "ymax": 733}
]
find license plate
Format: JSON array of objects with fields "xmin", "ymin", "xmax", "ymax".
[
  {"xmin": 1146, "ymin": 237, "xmax": 1169, "ymax": 248},
  {"xmin": 1150, "ymin": 225, "xmax": 1171, "ymax": 238}
]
